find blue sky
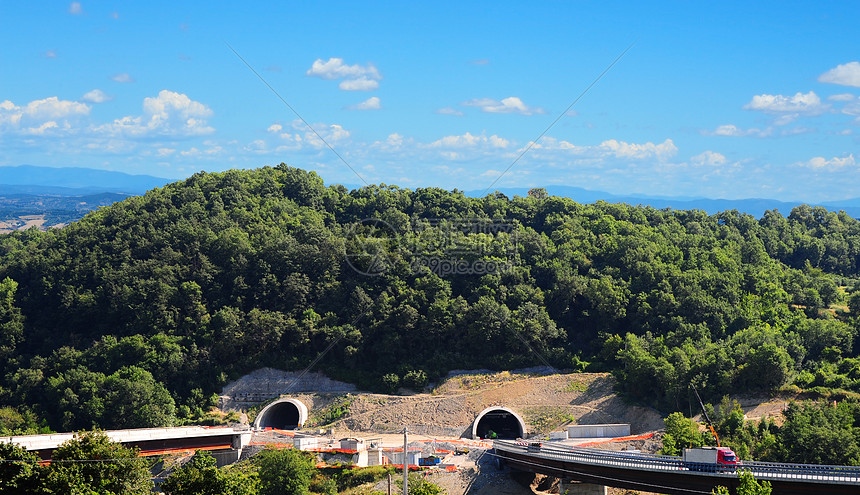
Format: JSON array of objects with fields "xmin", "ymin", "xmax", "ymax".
[{"xmin": 1, "ymin": 1, "xmax": 859, "ymax": 202}]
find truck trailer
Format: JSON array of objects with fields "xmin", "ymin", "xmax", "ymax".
[{"xmin": 682, "ymin": 447, "xmax": 740, "ymax": 471}]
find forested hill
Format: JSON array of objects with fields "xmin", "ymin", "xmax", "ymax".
[{"xmin": 1, "ymin": 164, "xmax": 860, "ymax": 433}]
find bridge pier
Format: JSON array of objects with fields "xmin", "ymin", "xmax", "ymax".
[{"xmin": 560, "ymin": 480, "xmax": 607, "ymax": 495}]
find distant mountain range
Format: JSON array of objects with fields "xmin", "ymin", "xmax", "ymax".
[
  {"xmin": 0, "ymin": 165, "xmax": 171, "ymax": 196},
  {"xmin": 0, "ymin": 165, "xmax": 172, "ymax": 232},
  {"xmin": 2, "ymin": 166, "xmax": 859, "ymax": 229},
  {"xmin": 464, "ymin": 185, "xmax": 860, "ymax": 219}
]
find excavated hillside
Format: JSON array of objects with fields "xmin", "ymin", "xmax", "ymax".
[{"xmin": 221, "ymin": 369, "xmax": 666, "ymax": 438}]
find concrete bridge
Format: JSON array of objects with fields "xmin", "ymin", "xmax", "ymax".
[
  {"xmin": 2, "ymin": 426, "xmax": 252, "ymax": 465},
  {"xmin": 493, "ymin": 440, "xmax": 860, "ymax": 495}
]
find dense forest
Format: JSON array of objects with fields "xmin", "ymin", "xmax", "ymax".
[{"xmin": 2, "ymin": 164, "xmax": 860, "ymax": 434}]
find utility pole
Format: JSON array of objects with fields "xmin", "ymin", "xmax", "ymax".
[{"xmin": 403, "ymin": 427, "xmax": 408, "ymax": 495}]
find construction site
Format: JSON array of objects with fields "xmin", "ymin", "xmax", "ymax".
[
  {"xmin": 5, "ymin": 367, "xmax": 797, "ymax": 493},
  {"xmin": 219, "ymin": 368, "xmax": 667, "ymax": 494}
]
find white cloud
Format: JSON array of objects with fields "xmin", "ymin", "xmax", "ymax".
[
  {"xmin": 773, "ymin": 114, "xmax": 800, "ymax": 126},
  {"xmin": 81, "ymin": 89, "xmax": 112, "ymax": 104},
  {"xmin": 819, "ymin": 62, "xmax": 860, "ymax": 87},
  {"xmin": 307, "ymin": 58, "xmax": 380, "ymax": 80},
  {"xmin": 489, "ymin": 135, "xmax": 510, "ymax": 148},
  {"xmin": 338, "ymin": 77, "xmax": 379, "ymax": 91},
  {"xmin": 704, "ymin": 124, "xmax": 771, "ymax": 137},
  {"xmin": 368, "ymin": 132, "xmax": 415, "ymax": 154},
  {"xmin": 0, "ymin": 97, "xmax": 90, "ymax": 136},
  {"xmin": 261, "ymin": 119, "xmax": 356, "ymax": 153},
  {"xmin": 111, "ymin": 73, "xmax": 135, "ymax": 83},
  {"xmin": 179, "ymin": 142, "xmax": 223, "ymax": 158},
  {"xmin": 298, "ymin": 123, "xmax": 350, "ymax": 149},
  {"xmin": 524, "ymin": 136, "xmax": 579, "ymax": 151},
  {"xmin": 45, "ymin": 50, "xmax": 57, "ymax": 59},
  {"xmin": 25, "ymin": 121, "xmax": 60, "ymax": 135},
  {"xmin": 839, "ymin": 98, "xmax": 860, "ymax": 116},
  {"xmin": 780, "ymin": 126, "xmax": 814, "ymax": 136},
  {"xmin": 326, "ymin": 124, "xmax": 350, "ymax": 141},
  {"xmin": 436, "ymin": 107, "xmax": 463, "ymax": 116},
  {"xmin": 430, "ymin": 132, "xmax": 509, "ymax": 149},
  {"xmin": 828, "ymin": 93, "xmax": 856, "ymax": 102},
  {"xmin": 743, "ymin": 91, "xmax": 828, "ymax": 115},
  {"xmin": 306, "ymin": 58, "xmax": 381, "ymax": 92},
  {"xmin": 462, "ymin": 96, "xmax": 545, "ymax": 115},
  {"xmin": 69, "ymin": 2, "xmax": 82, "ymax": 15},
  {"xmin": 800, "ymin": 154, "xmax": 856, "ymax": 170},
  {"xmin": 348, "ymin": 97, "xmax": 381, "ymax": 111},
  {"xmin": 26, "ymin": 97, "xmax": 90, "ymax": 120},
  {"xmin": 690, "ymin": 151, "xmax": 727, "ymax": 167},
  {"xmin": 599, "ymin": 138, "xmax": 677, "ymax": 160},
  {"xmin": 99, "ymin": 90, "xmax": 213, "ymax": 137}
]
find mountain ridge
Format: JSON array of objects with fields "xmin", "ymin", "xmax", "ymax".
[
  {"xmin": 3, "ymin": 165, "xmax": 860, "ymax": 220},
  {"xmin": 0, "ymin": 164, "xmax": 171, "ymax": 195}
]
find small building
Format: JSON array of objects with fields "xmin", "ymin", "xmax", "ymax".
[
  {"xmin": 339, "ymin": 437, "xmax": 366, "ymax": 451},
  {"xmin": 293, "ymin": 436, "xmax": 321, "ymax": 451},
  {"xmin": 367, "ymin": 447, "xmax": 388, "ymax": 466},
  {"xmin": 385, "ymin": 449, "xmax": 421, "ymax": 467}
]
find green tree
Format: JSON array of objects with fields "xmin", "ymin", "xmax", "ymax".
[
  {"xmin": 162, "ymin": 451, "xmax": 227, "ymax": 495},
  {"xmin": 0, "ymin": 442, "xmax": 42, "ymax": 494},
  {"xmin": 401, "ymin": 473, "xmax": 446, "ymax": 494},
  {"xmin": 255, "ymin": 448, "xmax": 315, "ymax": 495},
  {"xmin": 44, "ymin": 430, "xmax": 153, "ymax": 495},
  {"xmin": 527, "ymin": 188, "xmax": 548, "ymax": 200},
  {"xmin": 660, "ymin": 412, "xmax": 704, "ymax": 456},
  {"xmin": 101, "ymin": 366, "xmax": 176, "ymax": 429},
  {"xmin": 712, "ymin": 471, "xmax": 772, "ymax": 495},
  {"xmin": 776, "ymin": 401, "xmax": 860, "ymax": 465},
  {"xmin": 162, "ymin": 450, "xmax": 259, "ymax": 495},
  {"xmin": 0, "ymin": 277, "xmax": 24, "ymax": 371}
]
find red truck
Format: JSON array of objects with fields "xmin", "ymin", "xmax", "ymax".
[{"xmin": 682, "ymin": 447, "xmax": 740, "ymax": 471}]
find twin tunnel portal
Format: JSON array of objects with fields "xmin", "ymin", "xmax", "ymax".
[{"xmin": 255, "ymin": 399, "xmax": 525, "ymax": 440}]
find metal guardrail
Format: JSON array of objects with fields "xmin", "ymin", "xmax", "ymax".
[{"xmin": 493, "ymin": 440, "xmax": 860, "ymax": 484}]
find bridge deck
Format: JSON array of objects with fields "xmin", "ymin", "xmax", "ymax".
[{"xmin": 494, "ymin": 440, "xmax": 860, "ymax": 495}]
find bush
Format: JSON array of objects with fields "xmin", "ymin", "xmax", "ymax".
[
  {"xmin": 255, "ymin": 448, "xmax": 316, "ymax": 495},
  {"xmin": 382, "ymin": 373, "xmax": 400, "ymax": 394},
  {"xmin": 403, "ymin": 370, "xmax": 428, "ymax": 390}
]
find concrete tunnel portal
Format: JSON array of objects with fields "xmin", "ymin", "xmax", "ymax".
[
  {"xmin": 472, "ymin": 406, "xmax": 526, "ymax": 440},
  {"xmin": 254, "ymin": 398, "xmax": 308, "ymax": 430}
]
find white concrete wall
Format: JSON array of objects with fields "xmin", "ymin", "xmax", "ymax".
[
  {"xmin": 386, "ymin": 450, "xmax": 421, "ymax": 466},
  {"xmin": 567, "ymin": 424, "xmax": 630, "ymax": 438},
  {"xmin": 549, "ymin": 430, "xmax": 569, "ymax": 440}
]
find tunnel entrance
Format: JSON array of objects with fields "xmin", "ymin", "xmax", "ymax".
[
  {"xmin": 472, "ymin": 407, "xmax": 526, "ymax": 439},
  {"xmin": 254, "ymin": 398, "xmax": 308, "ymax": 430}
]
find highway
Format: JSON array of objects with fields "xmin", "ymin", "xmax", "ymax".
[{"xmin": 493, "ymin": 440, "xmax": 860, "ymax": 494}]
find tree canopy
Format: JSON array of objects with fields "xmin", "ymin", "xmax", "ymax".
[{"xmin": 1, "ymin": 165, "xmax": 860, "ymax": 429}]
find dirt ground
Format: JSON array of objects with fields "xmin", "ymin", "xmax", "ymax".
[
  {"xmin": 292, "ymin": 372, "xmax": 667, "ymax": 439},
  {"xmin": 0, "ymin": 215, "xmax": 49, "ymax": 234}
]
